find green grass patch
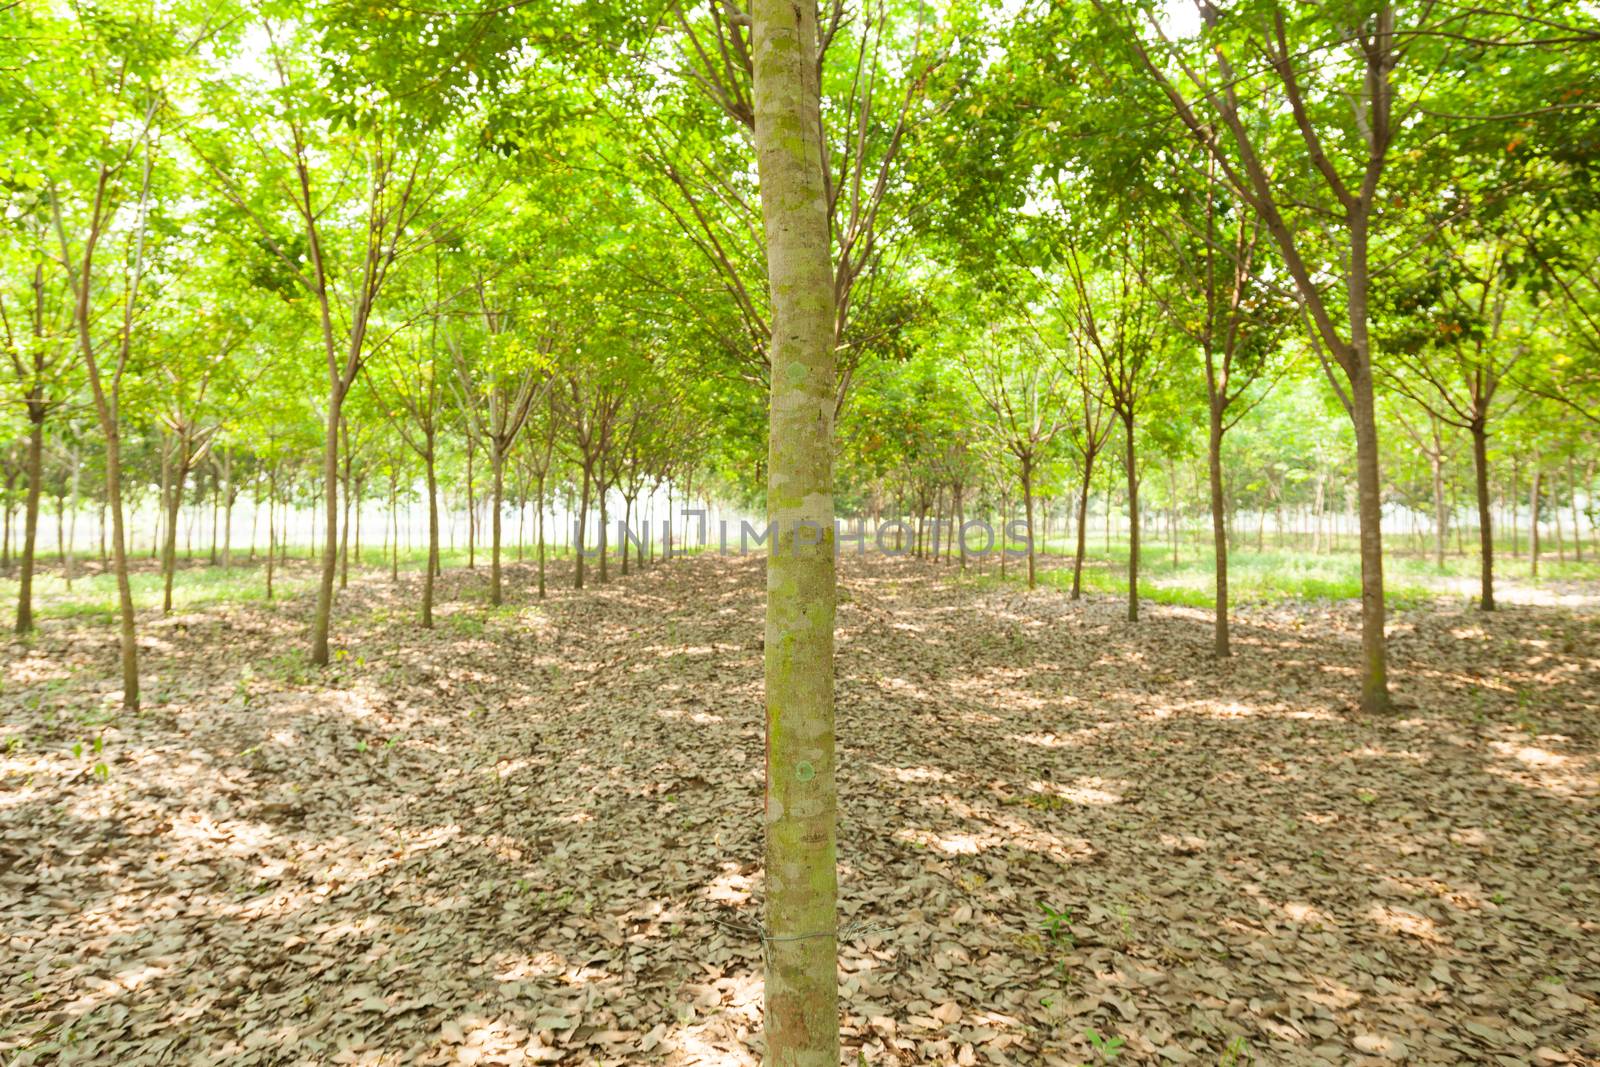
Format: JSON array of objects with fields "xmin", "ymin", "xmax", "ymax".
[
  {"xmin": 966, "ymin": 544, "xmax": 1450, "ymax": 609},
  {"xmin": 0, "ymin": 564, "xmax": 318, "ymax": 623}
]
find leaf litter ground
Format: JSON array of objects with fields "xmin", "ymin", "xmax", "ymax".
[{"xmin": 2, "ymin": 553, "xmax": 1597, "ymax": 1065}]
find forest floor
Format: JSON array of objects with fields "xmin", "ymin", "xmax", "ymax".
[{"xmin": 2, "ymin": 552, "xmax": 1598, "ymax": 1066}]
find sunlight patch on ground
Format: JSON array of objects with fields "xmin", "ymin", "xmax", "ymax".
[
  {"xmin": 1347, "ymin": 744, "xmax": 1428, "ymax": 763},
  {"xmin": 871, "ymin": 763, "xmax": 954, "ymax": 784},
  {"xmin": 656, "ymin": 706, "xmax": 726, "ymax": 724},
  {"xmin": 1281, "ymin": 901, "xmax": 1333, "ymax": 927},
  {"xmin": 897, "ymin": 828, "xmax": 986, "ymax": 854},
  {"xmin": 1492, "ymin": 740, "xmax": 1568, "ymax": 768},
  {"xmin": 1029, "ymin": 778, "xmax": 1123, "ymax": 805},
  {"xmin": 1484, "ymin": 739, "xmax": 1598, "ymax": 798},
  {"xmin": 1009, "ymin": 730, "xmax": 1093, "ymax": 748},
  {"xmin": 701, "ymin": 865, "xmax": 755, "ymax": 907},
  {"xmin": 1367, "ymin": 903, "xmax": 1446, "ymax": 943},
  {"xmin": 5, "ymin": 653, "xmax": 76, "ymax": 686}
]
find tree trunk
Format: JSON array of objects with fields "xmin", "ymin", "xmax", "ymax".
[
  {"xmin": 1570, "ymin": 458, "xmax": 1583, "ymax": 563},
  {"xmin": 999, "ymin": 492, "xmax": 1009, "ymax": 580},
  {"xmin": 15, "ymin": 411, "xmax": 44, "ymax": 634},
  {"xmin": 339, "ymin": 438, "xmax": 352, "ymax": 591},
  {"xmin": 621, "ymin": 495, "xmax": 632, "ymax": 576},
  {"xmin": 1123, "ymin": 412, "xmax": 1139, "ymax": 623},
  {"xmin": 157, "ymin": 436, "xmax": 172, "ymax": 577},
  {"xmin": 955, "ymin": 484, "xmax": 966, "ymax": 573},
  {"xmin": 389, "ymin": 473, "xmax": 399, "ymax": 582},
  {"xmin": 249, "ymin": 473, "xmax": 258, "ymax": 561},
  {"xmin": 1431, "ymin": 452, "xmax": 1446, "ymax": 569},
  {"xmin": 1451, "ymin": 475, "xmax": 1464, "ymax": 556},
  {"xmin": 940, "ymin": 489, "xmax": 953, "ymax": 563},
  {"xmin": 598, "ymin": 483, "xmax": 610, "ymax": 584},
  {"xmin": 310, "ymin": 387, "xmax": 344, "ymax": 666},
  {"xmin": 1072, "ymin": 462, "xmax": 1092, "ymax": 600},
  {"xmin": 751, "ymin": 0, "xmax": 840, "ymax": 1057},
  {"xmin": 1168, "ymin": 468, "xmax": 1179, "ymax": 569},
  {"xmin": 490, "ymin": 447, "xmax": 505, "ymax": 606},
  {"xmin": 266, "ymin": 469, "xmax": 277, "ymax": 599},
  {"xmin": 162, "ymin": 448, "xmax": 187, "ymax": 615},
  {"xmin": 1587, "ymin": 460, "xmax": 1598, "ymax": 556},
  {"xmin": 1349, "ymin": 369, "xmax": 1390, "ymax": 713},
  {"xmin": 575, "ymin": 463, "xmax": 591, "ymax": 590},
  {"xmin": 2, "ymin": 487, "xmax": 13, "ymax": 574},
  {"xmin": 1207, "ymin": 404, "xmax": 1230, "ymax": 656},
  {"xmin": 1022, "ymin": 459, "xmax": 1036, "ymax": 590},
  {"xmin": 103, "ymin": 430, "xmax": 139, "ymax": 707},
  {"xmin": 466, "ymin": 441, "xmax": 476, "ymax": 570},
  {"xmin": 537, "ymin": 474, "xmax": 547, "ymax": 599},
  {"xmin": 1105, "ymin": 483, "xmax": 1113, "ymax": 554},
  {"xmin": 1510, "ymin": 456, "xmax": 1520, "ymax": 557},
  {"xmin": 1529, "ymin": 460, "xmax": 1542, "ymax": 578},
  {"xmin": 1039, "ymin": 494, "xmax": 1048, "ymax": 561},
  {"xmin": 64, "ymin": 448, "xmax": 79, "ymax": 589},
  {"xmin": 222, "ymin": 448, "xmax": 234, "ymax": 569},
  {"xmin": 1224, "ymin": 472, "xmax": 1236, "ymax": 552},
  {"xmin": 424, "ymin": 447, "xmax": 439, "ymax": 627},
  {"xmin": 1312, "ymin": 476, "xmax": 1325, "ymax": 553},
  {"xmin": 1471, "ymin": 423, "xmax": 1495, "ymax": 611},
  {"xmin": 209, "ymin": 468, "xmax": 220, "ymax": 565}
]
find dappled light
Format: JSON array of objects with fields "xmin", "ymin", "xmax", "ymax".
[
  {"xmin": 3, "ymin": 553, "xmax": 1594, "ymax": 1063},
  {"xmin": 4, "ymin": 0, "xmax": 1600, "ymax": 1060}
]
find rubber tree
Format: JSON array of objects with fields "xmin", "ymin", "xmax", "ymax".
[
  {"xmin": 153, "ymin": 320, "xmax": 246, "ymax": 613},
  {"xmin": 49, "ymin": 111, "xmax": 160, "ymax": 711},
  {"xmin": 1090, "ymin": 1, "xmax": 1441, "ymax": 710},
  {"xmin": 1058, "ymin": 338, "xmax": 1114, "ymax": 600},
  {"xmin": 450, "ymin": 281, "xmax": 553, "ymax": 606},
  {"xmin": 519, "ymin": 396, "xmax": 559, "ymax": 599},
  {"xmin": 1382, "ymin": 232, "xmax": 1531, "ymax": 612},
  {"xmin": 556, "ymin": 364, "xmax": 624, "ymax": 591},
  {"xmin": 0, "ymin": 258, "xmax": 71, "ymax": 635},
  {"xmin": 1139, "ymin": 156, "xmax": 1286, "ymax": 655},
  {"xmin": 365, "ymin": 304, "xmax": 449, "ymax": 628},
  {"xmin": 1065, "ymin": 230, "xmax": 1159, "ymax": 622},
  {"xmin": 957, "ymin": 322, "xmax": 1071, "ymax": 590},
  {"xmin": 186, "ymin": 23, "xmax": 465, "ymax": 665},
  {"xmin": 750, "ymin": 0, "xmax": 840, "ymax": 1060}
]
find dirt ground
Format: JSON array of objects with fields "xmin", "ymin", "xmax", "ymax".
[{"xmin": 2, "ymin": 552, "xmax": 1597, "ymax": 1065}]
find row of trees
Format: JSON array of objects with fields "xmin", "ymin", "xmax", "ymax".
[
  {"xmin": 7, "ymin": 0, "xmax": 1600, "ymax": 1058},
  {"xmin": 842, "ymin": 336, "xmax": 1599, "ymax": 604},
  {"xmin": 10, "ymin": 0, "xmax": 1595, "ymax": 698},
  {"xmin": 9, "ymin": 371, "xmax": 1590, "ymax": 586}
]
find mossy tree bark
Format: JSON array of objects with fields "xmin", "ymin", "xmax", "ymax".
[
  {"xmin": 424, "ymin": 445, "xmax": 439, "ymax": 627},
  {"xmin": 1121, "ymin": 410, "xmax": 1139, "ymax": 622},
  {"xmin": 1471, "ymin": 423, "xmax": 1494, "ymax": 608},
  {"xmin": 751, "ymin": 0, "xmax": 840, "ymax": 1061},
  {"xmin": 15, "ymin": 406, "xmax": 44, "ymax": 634},
  {"xmin": 1206, "ymin": 403, "xmax": 1230, "ymax": 654}
]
